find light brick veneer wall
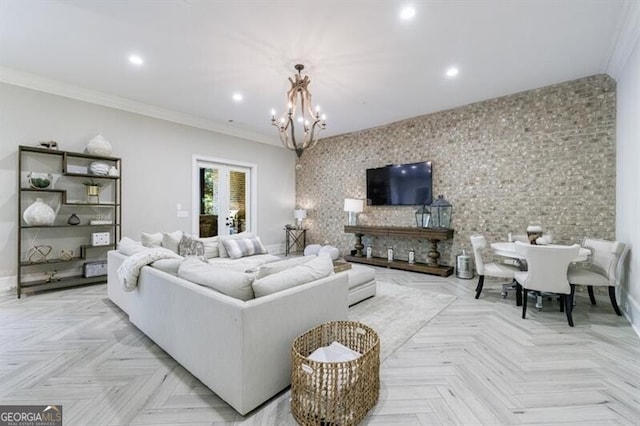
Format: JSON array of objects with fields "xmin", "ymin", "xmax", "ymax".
[{"xmin": 296, "ymin": 74, "xmax": 616, "ymax": 266}]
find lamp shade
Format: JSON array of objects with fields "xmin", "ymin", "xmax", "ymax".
[
  {"xmin": 293, "ymin": 209, "xmax": 307, "ymax": 219},
  {"xmin": 343, "ymin": 198, "xmax": 364, "ymax": 213}
]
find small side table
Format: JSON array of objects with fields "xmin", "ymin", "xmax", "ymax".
[{"xmin": 285, "ymin": 227, "xmax": 306, "ymax": 256}]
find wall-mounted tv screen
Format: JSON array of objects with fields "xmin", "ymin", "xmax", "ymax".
[{"xmin": 366, "ymin": 161, "xmax": 432, "ymax": 206}]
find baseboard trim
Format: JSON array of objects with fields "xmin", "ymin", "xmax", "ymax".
[
  {"xmin": 0, "ymin": 275, "xmax": 16, "ymax": 294},
  {"xmin": 622, "ymin": 289, "xmax": 640, "ymax": 338}
]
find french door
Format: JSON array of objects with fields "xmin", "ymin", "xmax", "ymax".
[{"xmin": 193, "ymin": 157, "xmax": 255, "ymax": 238}]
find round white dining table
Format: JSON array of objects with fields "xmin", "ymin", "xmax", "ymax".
[{"xmin": 491, "ymin": 242, "xmax": 591, "ymax": 262}]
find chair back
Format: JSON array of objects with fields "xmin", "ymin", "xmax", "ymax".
[
  {"xmin": 469, "ymin": 235, "xmax": 487, "ymax": 275},
  {"xmin": 583, "ymin": 238, "xmax": 625, "ymax": 287},
  {"xmin": 515, "ymin": 242, "xmax": 580, "ymax": 294}
]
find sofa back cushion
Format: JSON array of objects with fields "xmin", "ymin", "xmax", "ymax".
[
  {"xmin": 141, "ymin": 232, "xmax": 163, "ymax": 248},
  {"xmin": 221, "ymin": 236, "xmax": 267, "ymax": 259},
  {"xmin": 198, "ymin": 236, "xmax": 220, "ymax": 258},
  {"xmin": 218, "ymin": 232, "xmax": 254, "ymax": 258},
  {"xmin": 255, "ymin": 255, "xmax": 316, "ymax": 279},
  {"xmin": 162, "ymin": 230, "xmax": 183, "ymax": 253},
  {"xmin": 178, "ymin": 257, "xmax": 255, "ymax": 301},
  {"xmin": 252, "ymin": 255, "xmax": 333, "ymax": 298},
  {"xmin": 118, "ymin": 237, "xmax": 146, "ymax": 256}
]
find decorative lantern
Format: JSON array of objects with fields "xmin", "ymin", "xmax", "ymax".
[
  {"xmin": 430, "ymin": 195, "xmax": 453, "ymax": 229},
  {"xmin": 415, "ymin": 205, "xmax": 431, "ymax": 228}
]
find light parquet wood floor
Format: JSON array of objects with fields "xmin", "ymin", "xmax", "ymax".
[{"xmin": 1, "ymin": 268, "xmax": 639, "ymax": 425}]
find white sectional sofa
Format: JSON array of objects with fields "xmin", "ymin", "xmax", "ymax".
[
  {"xmin": 107, "ymin": 250, "xmax": 349, "ymax": 415},
  {"xmin": 345, "ymin": 264, "xmax": 377, "ymax": 306}
]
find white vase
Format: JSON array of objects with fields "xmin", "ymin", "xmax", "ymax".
[
  {"xmin": 23, "ymin": 198, "xmax": 56, "ymax": 226},
  {"xmin": 86, "ymin": 134, "xmax": 112, "ymax": 156}
]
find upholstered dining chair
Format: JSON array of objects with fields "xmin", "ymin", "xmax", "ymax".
[
  {"xmin": 470, "ymin": 235, "xmax": 520, "ymax": 300},
  {"xmin": 514, "ymin": 242, "xmax": 580, "ymax": 326},
  {"xmin": 568, "ymin": 238, "xmax": 626, "ymax": 316},
  {"xmin": 509, "ymin": 233, "xmax": 529, "ymax": 243}
]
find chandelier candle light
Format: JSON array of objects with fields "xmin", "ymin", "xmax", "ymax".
[
  {"xmin": 271, "ymin": 64, "xmax": 327, "ymax": 158},
  {"xmin": 344, "ymin": 198, "xmax": 364, "ymax": 226}
]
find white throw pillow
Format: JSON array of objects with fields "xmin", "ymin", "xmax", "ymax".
[
  {"xmin": 151, "ymin": 258, "xmax": 183, "ymax": 276},
  {"xmin": 117, "ymin": 237, "xmax": 146, "ymax": 256},
  {"xmin": 198, "ymin": 236, "xmax": 220, "ymax": 258},
  {"xmin": 255, "ymin": 255, "xmax": 316, "ymax": 279},
  {"xmin": 162, "ymin": 230, "xmax": 183, "ymax": 253},
  {"xmin": 304, "ymin": 244, "xmax": 322, "ymax": 256},
  {"xmin": 252, "ymin": 255, "xmax": 333, "ymax": 298},
  {"xmin": 318, "ymin": 245, "xmax": 340, "ymax": 260},
  {"xmin": 221, "ymin": 236, "xmax": 267, "ymax": 259},
  {"xmin": 218, "ymin": 232, "xmax": 254, "ymax": 258},
  {"xmin": 141, "ymin": 232, "xmax": 163, "ymax": 248},
  {"xmin": 178, "ymin": 257, "xmax": 255, "ymax": 301}
]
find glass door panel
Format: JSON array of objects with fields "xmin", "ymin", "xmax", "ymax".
[{"xmin": 197, "ymin": 161, "xmax": 250, "ymax": 237}]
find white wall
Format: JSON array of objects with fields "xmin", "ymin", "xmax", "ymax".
[
  {"xmin": 0, "ymin": 83, "xmax": 296, "ymax": 287},
  {"xmin": 613, "ymin": 2, "xmax": 640, "ymax": 331}
]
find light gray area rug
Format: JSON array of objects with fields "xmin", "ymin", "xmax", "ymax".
[
  {"xmin": 238, "ymin": 282, "xmax": 458, "ymax": 424},
  {"xmin": 349, "ymin": 282, "xmax": 457, "ymax": 360}
]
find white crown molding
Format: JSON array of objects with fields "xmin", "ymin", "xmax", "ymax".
[
  {"xmin": 0, "ymin": 66, "xmax": 281, "ymax": 147},
  {"xmin": 607, "ymin": 0, "xmax": 640, "ymax": 80}
]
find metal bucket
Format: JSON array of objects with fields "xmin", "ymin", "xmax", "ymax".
[{"xmin": 456, "ymin": 252, "xmax": 473, "ymax": 279}]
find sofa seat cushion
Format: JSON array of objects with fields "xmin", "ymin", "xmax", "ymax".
[
  {"xmin": 346, "ymin": 264, "xmax": 375, "ymax": 290},
  {"xmin": 151, "ymin": 258, "xmax": 183, "ymax": 276},
  {"xmin": 207, "ymin": 254, "xmax": 280, "ymax": 272},
  {"xmin": 252, "ymin": 256, "xmax": 334, "ymax": 298},
  {"xmin": 338, "ymin": 264, "xmax": 377, "ymax": 306},
  {"xmin": 178, "ymin": 257, "xmax": 256, "ymax": 301}
]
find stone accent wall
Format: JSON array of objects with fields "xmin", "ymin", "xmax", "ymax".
[{"xmin": 296, "ymin": 75, "xmax": 616, "ymax": 266}]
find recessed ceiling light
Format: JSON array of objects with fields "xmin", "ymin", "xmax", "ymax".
[
  {"xmin": 232, "ymin": 93, "xmax": 243, "ymax": 102},
  {"xmin": 445, "ymin": 67, "xmax": 459, "ymax": 78},
  {"xmin": 400, "ymin": 6, "xmax": 416, "ymax": 20},
  {"xmin": 128, "ymin": 55, "xmax": 144, "ymax": 66}
]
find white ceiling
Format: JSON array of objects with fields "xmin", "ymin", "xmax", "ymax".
[{"xmin": 0, "ymin": 0, "xmax": 629, "ymax": 145}]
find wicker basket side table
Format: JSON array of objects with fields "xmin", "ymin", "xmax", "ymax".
[{"xmin": 291, "ymin": 321, "xmax": 380, "ymax": 426}]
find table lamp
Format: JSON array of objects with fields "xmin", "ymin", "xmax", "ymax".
[
  {"xmin": 344, "ymin": 198, "xmax": 364, "ymax": 226},
  {"xmin": 293, "ymin": 209, "xmax": 306, "ymax": 229}
]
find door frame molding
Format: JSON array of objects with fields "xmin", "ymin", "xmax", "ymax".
[{"xmin": 191, "ymin": 154, "xmax": 258, "ymax": 237}]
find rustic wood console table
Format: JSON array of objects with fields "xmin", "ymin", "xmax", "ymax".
[{"xmin": 343, "ymin": 225, "xmax": 454, "ymax": 277}]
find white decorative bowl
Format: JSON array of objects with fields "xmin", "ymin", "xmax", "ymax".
[{"xmin": 89, "ymin": 162, "xmax": 110, "ymax": 176}]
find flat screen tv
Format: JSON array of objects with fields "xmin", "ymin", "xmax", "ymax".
[{"xmin": 366, "ymin": 161, "xmax": 432, "ymax": 206}]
